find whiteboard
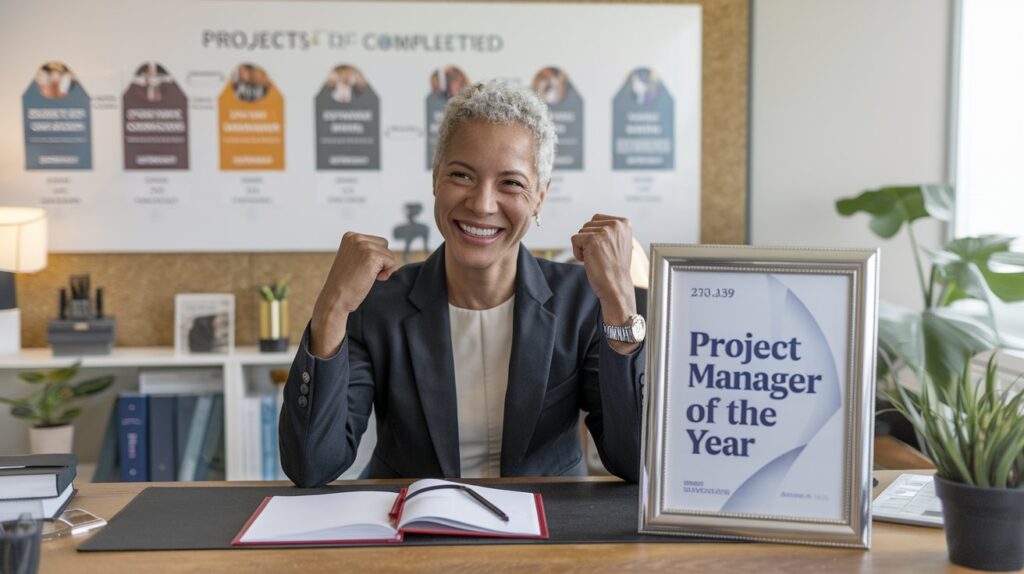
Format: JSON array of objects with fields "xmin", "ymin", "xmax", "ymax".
[{"xmin": 0, "ymin": 0, "xmax": 702, "ymax": 252}]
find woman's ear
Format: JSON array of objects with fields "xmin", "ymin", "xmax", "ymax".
[{"xmin": 536, "ymin": 179, "xmax": 550, "ymax": 212}]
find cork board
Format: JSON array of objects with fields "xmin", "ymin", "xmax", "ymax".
[{"xmin": 16, "ymin": 0, "xmax": 748, "ymax": 348}]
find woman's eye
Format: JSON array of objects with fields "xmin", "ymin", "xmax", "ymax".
[{"xmin": 450, "ymin": 172, "xmax": 471, "ymax": 181}]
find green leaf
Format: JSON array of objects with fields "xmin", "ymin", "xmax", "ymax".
[
  {"xmin": 46, "ymin": 361, "xmax": 82, "ymax": 383},
  {"xmin": 72, "ymin": 376, "xmax": 114, "ymax": 397},
  {"xmin": 922, "ymin": 309, "xmax": 998, "ymax": 390},
  {"xmin": 55, "ymin": 407, "xmax": 82, "ymax": 425},
  {"xmin": 990, "ymin": 251, "xmax": 1024, "ymax": 269},
  {"xmin": 877, "ymin": 301, "xmax": 923, "ymax": 372},
  {"xmin": 936, "ymin": 235, "xmax": 1024, "ymax": 304},
  {"xmin": 272, "ymin": 274, "xmax": 292, "ymax": 299},
  {"xmin": 17, "ymin": 372, "xmax": 46, "ymax": 383},
  {"xmin": 259, "ymin": 285, "xmax": 276, "ymax": 302},
  {"xmin": 920, "ymin": 184, "xmax": 956, "ymax": 221},
  {"xmin": 10, "ymin": 405, "xmax": 37, "ymax": 420},
  {"xmin": 835, "ymin": 185, "xmax": 950, "ymax": 239}
]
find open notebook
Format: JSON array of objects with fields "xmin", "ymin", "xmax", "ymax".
[{"xmin": 232, "ymin": 478, "xmax": 548, "ymax": 546}]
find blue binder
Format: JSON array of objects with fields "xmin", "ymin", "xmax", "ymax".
[{"xmin": 117, "ymin": 394, "xmax": 149, "ymax": 482}]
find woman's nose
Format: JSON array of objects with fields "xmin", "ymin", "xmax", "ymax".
[{"xmin": 464, "ymin": 182, "xmax": 498, "ymax": 214}]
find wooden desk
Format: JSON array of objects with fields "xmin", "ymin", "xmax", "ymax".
[{"xmin": 39, "ymin": 472, "xmax": 971, "ymax": 574}]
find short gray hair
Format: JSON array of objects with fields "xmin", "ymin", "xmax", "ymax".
[{"xmin": 432, "ymin": 79, "xmax": 557, "ymax": 190}]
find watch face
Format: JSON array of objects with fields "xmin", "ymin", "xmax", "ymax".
[{"xmin": 631, "ymin": 314, "xmax": 647, "ymax": 342}]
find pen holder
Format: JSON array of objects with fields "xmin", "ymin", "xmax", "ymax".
[{"xmin": 0, "ymin": 514, "xmax": 41, "ymax": 574}]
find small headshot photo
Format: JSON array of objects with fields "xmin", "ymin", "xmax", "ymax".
[
  {"xmin": 174, "ymin": 294, "xmax": 235, "ymax": 354},
  {"xmin": 129, "ymin": 62, "xmax": 174, "ymax": 103},
  {"xmin": 34, "ymin": 61, "xmax": 77, "ymax": 100},
  {"xmin": 324, "ymin": 64, "xmax": 369, "ymax": 104},
  {"xmin": 628, "ymin": 67, "xmax": 660, "ymax": 106},
  {"xmin": 531, "ymin": 67, "xmax": 569, "ymax": 106},
  {"xmin": 231, "ymin": 63, "xmax": 272, "ymax": 103},
  {"xmin": 429, "ymin": 66, "xmax": 469, "ymax": 100}
]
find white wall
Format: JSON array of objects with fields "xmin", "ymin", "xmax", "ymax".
[{"xmin": 750, "ymin": 0, "xmax": 951, "ymax": 309}]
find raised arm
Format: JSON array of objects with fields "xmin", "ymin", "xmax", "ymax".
[
  {"xmin": 278, "ymin": 232, "xmax": 397, "ymax": 487},
  {"xmin": 571, "ymin": 214, "xmax": 645, "ymax": 481}
]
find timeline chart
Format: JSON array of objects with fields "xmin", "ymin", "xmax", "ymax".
[{"xmin": 0, "ymin": 1, "xmax": 701, "ymax": 252}]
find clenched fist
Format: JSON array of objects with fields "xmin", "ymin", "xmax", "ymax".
[
  {"xmin": 310, "ymin": 232, "xmax": 399, "ymax": 358},
  {"xmin": 571, "ymin": 214, "xmax": 639, "ymax": 353}
]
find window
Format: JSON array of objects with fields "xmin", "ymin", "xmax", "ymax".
[{"xmin": 952, "ymin": 0, "xmax": 1024, "ymax": 245}]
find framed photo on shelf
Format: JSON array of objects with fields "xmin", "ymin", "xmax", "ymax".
[
  {"xmin": 638, "ymin": 245, "xmax": 879, "ymax": 549},
  {"xmin": 174, "ymin": 293, "xmax": 235, "ymax": 355}
]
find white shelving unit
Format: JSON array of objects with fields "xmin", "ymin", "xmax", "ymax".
[{"xmin": 0, "ymin": 346, "xmax": 294, "ymax": 481}]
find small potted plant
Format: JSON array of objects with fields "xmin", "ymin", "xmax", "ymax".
[
  {"xmin": 884, "ymin": 358, "xmax": 1024, "ymax": 571},
  {"xmin": 0, "ymin": 361, "xmax": 114, "ymax": 454},
  {"xmin": 254, "ymin": 274, "xmax": 291, "ymax": 353}
]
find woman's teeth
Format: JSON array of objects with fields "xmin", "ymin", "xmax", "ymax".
[{"xmin": 458, "ymin": 222, "xmax": 499, "ymax": 237}]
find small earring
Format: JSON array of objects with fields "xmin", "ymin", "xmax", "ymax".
[{"xmin": 534, "ymin": 214, "xmax": 541, "ymax": 227}]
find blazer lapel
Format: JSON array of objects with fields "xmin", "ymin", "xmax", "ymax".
[
  {"xmin": 501, "ymin": 246, "xmax": 556, "ymax": 475},
  {"xmin": 404, "ymin": 246, "xmax": 460, "ymax": 478}
]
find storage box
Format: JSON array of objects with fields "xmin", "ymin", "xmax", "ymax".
[{"xmin": 47, "ymin": 318, "xmax": 116, "ymax": 356}]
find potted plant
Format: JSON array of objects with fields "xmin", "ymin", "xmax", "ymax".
[
  {"xmin": 254, "ymin": 274, "xmax": 291, "ymax": 353},
  {"xmin": 0, "ymin": 361, "xmax": 114, "ymax": 454},
  {"xmin": 884, "ymin": 358, "xmax": 1024, "ymax": 571}
]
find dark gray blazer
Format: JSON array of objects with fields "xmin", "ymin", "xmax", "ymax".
[{"xmin": 279, "ymin": 243, "xmax": 645, "ymax": 487}]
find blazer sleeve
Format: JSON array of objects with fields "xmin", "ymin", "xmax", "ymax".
[
  {"xmin": 278, "ymin": 311, "xmax": 375, "ymax": 488},
  {"xmin": 579, "ymin": 315, "xmax": 645, "ymax": 483}
]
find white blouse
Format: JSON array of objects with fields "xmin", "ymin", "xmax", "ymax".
[{"xmin": 448, "ymin": 296, "xmax": 515, "ymax": 478}]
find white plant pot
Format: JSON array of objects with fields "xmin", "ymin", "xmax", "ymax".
[{"xmin": 29, "ymin": 425, "xmax": 74, "ymax": 454}]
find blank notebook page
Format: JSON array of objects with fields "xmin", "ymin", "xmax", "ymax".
[
  {"xmin": 399, "ymin": 479, "xmax": 542, "ymax": 536},
  {"xmin": 238, "ymin": 491, "xmax": 400, "ymax": 543}
]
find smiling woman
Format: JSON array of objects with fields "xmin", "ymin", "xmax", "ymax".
[{"xmin": 280, "ymin": 80, "xmax": 648, "ymax": 486}]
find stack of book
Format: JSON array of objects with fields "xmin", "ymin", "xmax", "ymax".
[
  {"xmin": 0, "ymin": 453, "xmax": 77, "ymax": 522},
  {"xmin": 93, "ymin": 368, "xmax": 227, "ymax": 483}
]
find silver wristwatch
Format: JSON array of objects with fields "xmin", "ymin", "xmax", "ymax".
[{"xmin": 603, "ymin": 314, "xmax": 646, "ymax": 344}]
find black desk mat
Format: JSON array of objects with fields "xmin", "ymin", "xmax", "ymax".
[{"xmin": 78, "ymin": 481, "xmax": 699, "ymax": 551}]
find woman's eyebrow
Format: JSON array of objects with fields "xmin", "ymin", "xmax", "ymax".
[
  {"xmin": 445, "ymin": 160, "xmax": 477, "ymax": 172},
  {"xmin": 498, "ymin": 169, "xmax": 530, "ymax": 183}
]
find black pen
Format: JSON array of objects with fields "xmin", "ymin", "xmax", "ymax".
[{"xmin": 404, "ymin": 484, "xmax": 509, "ymax": 522}]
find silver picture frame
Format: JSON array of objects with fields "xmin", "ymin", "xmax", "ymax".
[{"xmin": 638, "ymin": 244, "xmax": 879, "ymax": 549}]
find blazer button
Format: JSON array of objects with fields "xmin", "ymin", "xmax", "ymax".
[
  {"xmin": 301, "ymin": 371, "xmax": 311, "ymax": 384},
  {"xmin": 298, "ymin": 395, "xmax": 308, "ymax": 408},
  {"xmin": 300, "ymin": 383, "xmax": 310, "ymax": 396}
]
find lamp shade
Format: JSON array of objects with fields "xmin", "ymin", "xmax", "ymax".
[{"xmin": 0, "ymin": 207, "xmax": 47, "ymax": 273}]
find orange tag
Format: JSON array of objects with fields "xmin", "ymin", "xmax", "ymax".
[{"xmin": 218, "ymin": 64, "xmax": 285, "ymax": 171}]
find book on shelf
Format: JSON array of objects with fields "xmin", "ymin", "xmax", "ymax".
[
  {"xmin": 177, "ymin": 394, "xmax": 214, "ymax": 481},
  {"xmin": 148, "ymin": 395, "xmax": 177, "ymax": 481},
  {"xmin": 193, "ymin": 394, "xmax": 225, "ymax": 481},
  {"xmin": 117, "ymin": 394, "xmax": 149, "ymax": 482},
  {"xmin": 174, "ymin": 395, "xmax": 198, "ymax": 470},
  {"xmin": 0, "ymin": 483, "xmax": 76, "ymax": 523},
  {"xmin": 0, "ymin": 453, "xmax": 77, "ymax": 500},
  {"xmin": 232, "ymin": 479, "xmax": 548, "ymax": 546},
  {"xmin": 259, "ymin": 389, "xmax": 285, "ymax": 480}
]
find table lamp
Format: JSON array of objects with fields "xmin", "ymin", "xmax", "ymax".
[{"xmin": 0, "ymin": 207, "xmax": 47, "ymax": 355}]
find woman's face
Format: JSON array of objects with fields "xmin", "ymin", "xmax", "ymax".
[{"xmin": 434, "ymin": 120, "xmax": 547, "ymax": 274}]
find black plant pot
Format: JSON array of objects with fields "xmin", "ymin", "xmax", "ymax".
[
  {"xmin": 934, "ymin": 476, "xmax": 1024, "ymax": 571},
  {"xmin": 259, "ymin": 338, "xmax": 289, "ymax": 353}
]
